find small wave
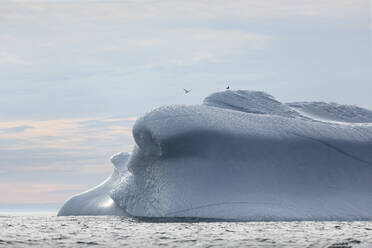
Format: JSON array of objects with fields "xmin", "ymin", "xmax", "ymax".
[{"xmin": 76, "ymin": 241, "xmax": 100, "ymax": 245}]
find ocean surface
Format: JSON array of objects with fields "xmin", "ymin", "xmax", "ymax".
[{"xmin": 1, "ymin": 215, "xmax": 372, "ymax": 247}]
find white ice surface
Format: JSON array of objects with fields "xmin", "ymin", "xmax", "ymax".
[
  {"xmin": 57, "ymin": 152, "xmax": 129, "ymax": 216},
  {"xmin": 59, "ymin": 90, "xmax": 372, "ymax": 220},
  {"xmin": 288, "ymin": 101, "xmax": 372, "ymax": 123}
]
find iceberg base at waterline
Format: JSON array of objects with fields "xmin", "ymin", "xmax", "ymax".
[
  {"xmin": 57, "ymin": 152, "xmax": 129, "ymax": 216},
  {"xmin": 58, "ymin": 90, "xmax": 372, "ymax": 220}
]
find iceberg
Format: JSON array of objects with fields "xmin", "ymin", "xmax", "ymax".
[{"xmin": 58, "ymin": 90, "xmax": 372, "ymax": 220}]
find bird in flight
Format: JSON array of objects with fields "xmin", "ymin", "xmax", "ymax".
[
  {"xmin": 226, "ymin": 85, "xmax": 230, "ymax": 90},
  {"xmin": 184, "ymin": 89, "xmax": 191, "ymax": 94}
]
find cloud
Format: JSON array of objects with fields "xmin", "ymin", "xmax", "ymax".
[
  {"xmin": 0, "ymin": 117, "xmax": 135, "ymax": 185},
  {"xmin": 0, "ymin": 0, "xmax": 369, "ymax": 123},
  {"xmin": 0, "ymin": 117, "xmax": 134, "ymax": 150},
  {"xmin": 0, "ymin": 125, "xmax": 33, "ymax": 133},
  {"xmin": 0, "ymin": 54, "xmax": 36, "ymax": 65},
  {"xmin": 0, "ymin": 183, "xmax": 89, "ymax": 204},
  {"xmin": 0, "ymin": 116, "xmax": 137, "ymax": 206},
  {"xmin": 6, "ymin": 0, "xmax": 366, "ymax": 21},
  {"xmin": 78, "ymin": 117, "xmax": 136, "ymax": 129}
]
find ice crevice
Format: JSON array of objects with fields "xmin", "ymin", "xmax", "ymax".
[{"xmin": 291, "ymin": 133, "xmax": 372, "ymax": 167}]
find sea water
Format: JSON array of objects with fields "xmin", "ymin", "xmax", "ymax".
[{"xmin": 1, "ymin": 215, "xmax": 372, "ymax": 247}]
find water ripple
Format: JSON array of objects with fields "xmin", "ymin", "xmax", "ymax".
[{"xmin": 0, "ymin": 215, "xmax": 371, "ymax": 247}]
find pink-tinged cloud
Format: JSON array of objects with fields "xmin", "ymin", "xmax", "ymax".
[
  {"xmin": 0, "ymin": 183, "xmax": 90, "ymax": 204},
  {"xmin": 0, "ymin": 117, "xmax": 134, "ymax": 150}
]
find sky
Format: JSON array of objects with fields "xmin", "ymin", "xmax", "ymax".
[{"xmin": 0, "ymin": 0, "xmax": 371, "ymax": 212}]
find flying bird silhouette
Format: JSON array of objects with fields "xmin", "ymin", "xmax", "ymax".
[{"xmin": 184, "ymin": 89, "xmax": 191, "ymax": 94}]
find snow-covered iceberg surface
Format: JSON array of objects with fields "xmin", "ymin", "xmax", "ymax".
[{"xmin": 58, "ymin": 90, "xmax": 372, "ymax": 220}]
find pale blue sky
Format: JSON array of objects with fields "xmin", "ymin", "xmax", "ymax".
[{"xmin": 0, "ymin": 0, "xmax": 370, "ymax": 211}]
